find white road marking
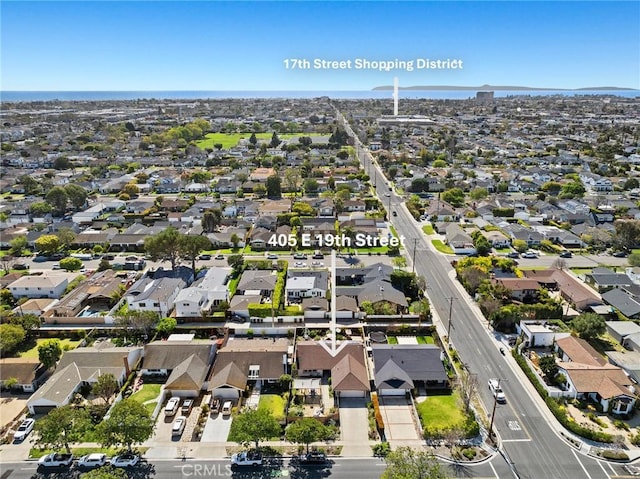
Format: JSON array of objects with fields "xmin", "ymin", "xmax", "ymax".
[
  {"xmin": 571, "ymin": 449, "xmax": 593, "ymax": 479},
  {"xmin": 501, "ymin": 438, "xmax": 532, "ymax": 443},
  {"xmin": 606, "ymin": 462, "xmax": 616, "ymax": 475},
  {"xmin": 489, "ymin": 461, "xmax": 500, "ymax": 479},
  {"xmin": 597, "ymin": 460, "xmax": 611, "ymax": 479}
]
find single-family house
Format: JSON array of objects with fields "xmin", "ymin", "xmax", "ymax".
[
  {"xmin": 445, "ymin": 224, "xmax": 476, "ymax": 255},
  {"xmin": 126, "ymin": 277, "xmax": 185, "ymax": 317},
  {"xmin": 236, "ymin": 270, "xmax": 277, "ymax": 297},
  {"xmin": 208, "ymin": 338, "xmax": 290, "ymax": 400},
  {"xmin": 586, "ymin": 268, "xmax": 634, "ymax": 293},
  {"xmin": 606, "ymin": 321, "xmax": 640, "ymax": 345},
  {"xmin": 27, "ymin": 344, "xmax": 142, "ymax": 414},
  {"xmin": 517, "ymin": 321, "xmax": 571, "ymax": 347},
  {"xmin": 602, "ymin": 288, "xmax": 640, "ymax": 320},
  {"xmin": 286, "ymin": 270, "xmax": 328, "ymax": 302},
  {"xmin": 0, "ymin": 358, "xmax": 46, "ymax": 393},
  {"xmin": 372, "ymin": 344, "xmax": 448, "ymax": 395},
  {"xmin": 174, "ymin": 267, "xmax": 232, "ymax": 318},
  {"xmin": 8, "ymin": 274, "xmax": 69, "ymax": 299}
]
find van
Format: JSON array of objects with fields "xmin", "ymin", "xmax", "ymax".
[
  {"xmin": 164, "ymin": 397, "xmax": 180, "ymax": 417},
  {"xmin": 222, "ymin": 401, "xmax": 233, "ymax": 416}
]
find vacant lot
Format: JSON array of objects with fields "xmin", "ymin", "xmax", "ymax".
[{"xmin": 196, "ymin": 132, "xmax": 321, "ymax": 150}]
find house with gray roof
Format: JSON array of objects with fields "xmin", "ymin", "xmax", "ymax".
[
  {"xmin": 236, "ymin": 270, "xmax": 277, "ymax": 297},
  {"xmin": 127, "ymin": 277, "xmax": 185, "ymax": 317},
  {"xmin": 586, "ymin": 268, "xmax": 634, "ymax": 293},
  {"xmin": 27, "ymin": 344, "xmax": 142, "ymax": 414},
  {"xmin": 372, "ymin": 344, "xmax": 448, "ymax": 395},
  {"xmin": 602, "ymin": 289, "xmax": 640, "ymax": 319}
]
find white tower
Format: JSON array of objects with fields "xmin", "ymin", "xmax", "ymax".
[{"xmin": 393, "ymin": 77, "xmax": 399, "ymax": 116}]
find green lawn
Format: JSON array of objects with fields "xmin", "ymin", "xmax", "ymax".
[
  {"xmin": 19, "ymin": 338, "xmax": 81, "ymax": 359},
  {"xmin": 196, "ymin": 132, "xmax": 324, "ymax": 150},
  {"xmin": 422, "ymin": 224, "xmax": 435, "ymax": 235},
  {"xmin": 387, "ymin": 336, "xmax": 399, "ymax": 344},
  {"xmin": 228, "ymin": 276, "xmax": 241, "ymax": 296},
  {"xmin": 416, "ymin": 336, "xmax": 435, "ymax": 344},
  {"xmin": 416, "ymin": 392, "xmax": 464, "ymax": 430},
  {"xmin": 431, "ymin": 240, "xmax": 454, "ymax": 255},
  {"xmin": 144, "ymin": 402, "xmax": 158, "ymax": 416},
  {"xmin": 129, "ymin": 383, "xmax": 162, "ymax": 404},
  {"xmin": 29, "ymin": 446, "xmax": 148, "ymax": 459},
  {"xmin": 258, "ymin": 394, "xmax": 285, "ymax": 420}
]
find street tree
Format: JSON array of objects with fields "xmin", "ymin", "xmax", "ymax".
[
  {"xmin": 179, "ymin": 234, "xmax": 212, "ymax": 273},
  {"xmin": 512, "ymin": 239, "xmax": 528, "ymax": 253},
  {"xmin": 572, "ymin": 312, "xmax": 606, "ymax": 340},
  {"xmin": 9, "ymin": 236, "xmax": 28, "ymax": 256},
  {"xmin": 92, "ymin": 373, "xmax": 119, "ymax": 406},
  {"xmin": 79, "ymin": 467, "xmax": 128, "ymax": 479},
  {"xmin": 34, "ymin": 405, "xmax": 91, "ymax": 454},
  {"xmin": 64, "ymin": 184, "xmax": 88, "ymax": 210},
  {"xmin": 230, "ymin": 233, "xmax": 241, "ymax": 249},
  {"xmin": 229, "ymin": 407, "xmax": 281, "ymax": 450},
  {"xmin": 381, "ymin": 446, "xmax": 449, "ymax": 479},
  {"xmin": 38, "ymin": 339, "xmax": 62, "ymax": 370},
  {"xmin": 253, "ymin": 184, "xmax": 268, "ymax": 198},
  {"xmin": 266, "ymin": 175, "xmax": 282, "ymax": 198},
  {"xmin": 121, "ymin": 183, "xmax": 140, "ymax": 197},
  {"xmin": 59, "ymin": 257, "xmax": 83, "ymax": 271},
  {"xmin": 35, "ymin": 234, "xmax": 61, "ymax": 255},
  {"xmin": 285, "ymin": 418, "xmax": 332, "ymax": 453},
  {"xmin": 457, "ymin": 369, "xmax": 478, "ymax": 413},
  {"xmin": 227, "ymin": 254, "xmax": 244, "ymax": 272},
  {"xmin": 96, "ymin": 399, "xmax": 155, "ymax": 451},
  {"xmin": 45, "ymin": 186, "xmax": 69, "ymax": 216},
  {"xmin": 144, "ymin": 227, "xmax": 183, "ymax": 269}
]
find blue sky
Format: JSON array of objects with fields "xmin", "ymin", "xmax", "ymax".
[{"xmin": 2, "ymin": 1, "xmax": 638, "ymax": 91}]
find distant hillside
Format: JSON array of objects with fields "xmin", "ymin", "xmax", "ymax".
[{"xmin": 372, "ymin": 84, "xmax": 637, "ymax": 91}]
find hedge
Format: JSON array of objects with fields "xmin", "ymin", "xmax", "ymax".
[{"xmin": 512, "ymin": 350, "xmax": 614, "ymax": 443}]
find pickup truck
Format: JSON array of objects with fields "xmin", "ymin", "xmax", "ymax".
[
  {"xmin": 231, "ymin": 450, "xmax": 263, "ymax": 467},
  {"xmin": 38, "ymin": 452, "xmax": 74, "ymax": 468}
]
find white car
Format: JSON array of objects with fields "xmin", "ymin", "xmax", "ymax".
[
  {"xmin": 13, "ymin": 418, "xmax": 35, "ymax": 441},
  {"xmin": 522, "ymin": 251, "xmax": 538, "ymax": 258},
  {"xmin": 488, "ymin": 379, "xmax": 506, "ymax": 403},
  {"xmin": 172, "ymin": 416, "xmax": 187, "ymax": 436},
  {"xmin": 78, "ymin": 453, "xmax": 107, "ymax": 469},
  {"xmin": 110, "ymin": 452, "xmax": 140, "ymax": 468},
  {"xmin": 164, "ymin": 396, "xmax": 180, "ymax": 417}
]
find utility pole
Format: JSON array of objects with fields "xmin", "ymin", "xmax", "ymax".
[
  {"xmin": 488, "ymin": 378, "xmax": 502, "ymax": 440},
  {"xmin": 446, "ymin": 297, "xmax": 456, "ymax": 339},
  {"xmin": 412, "ymin": 238, "xmax": 418, "ymax": 274}
]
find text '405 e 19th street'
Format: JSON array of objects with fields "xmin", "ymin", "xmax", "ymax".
[{"xmin": 267, "ymin": 233, "xmax": 406, "ymax": 249}]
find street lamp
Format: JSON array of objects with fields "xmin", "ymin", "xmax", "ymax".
[{"xmin": 411, "ymin": 238, "xmax": 418, "ymax": 274}]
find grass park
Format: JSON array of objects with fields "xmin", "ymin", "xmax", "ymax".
[{"xmin": 196, "ymin": 133, "xmax": 328, "ymax": 150}]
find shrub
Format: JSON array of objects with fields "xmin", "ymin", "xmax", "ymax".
[
  {"xmin": 631, "ymin": 433, "xmax": 640, "ymax": 446},
  {"xmin": 372, "ymin": 442, "xmax": 391, "ymax": 458},
  {"xmin": 613, "ymin": 419, "xmax": 629, "ymax": 431},
  {"xmin": 462, "ymin": 448, "xmax": 477, "ymax": 460},
  {"xmin": 600, "ymin": 449, "xmax": 628, "ymax": 460}
]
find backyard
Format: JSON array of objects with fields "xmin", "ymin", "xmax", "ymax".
[
  {"xmin": 19, "ymin": 338, "xmax": 82, "ymax": 359},
  {"xmin": 129, "ymin": 383, "xmax": 162, "ymax": 416}
]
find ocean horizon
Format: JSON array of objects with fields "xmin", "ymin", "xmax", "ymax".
[{"xmin": 2, "ymin": 90, "xmax": 639, "ymax": 102}]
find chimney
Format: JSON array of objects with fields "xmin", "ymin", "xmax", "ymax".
[{"xmin": 123, "ymin": 356, "xmax": 131, "ymax": 377}]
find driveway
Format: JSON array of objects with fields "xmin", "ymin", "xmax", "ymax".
[
  {"xmin": 201, "ymin": 410, "xmax": 233, "ymax": 442},
  {"xmin": 378, "ymin": 396, "xmax": 422, "ymax": 443},
  {"xmin": 0, "ymin": 394, "xmax": 28, "ymax": 432},
  {"xmin": 338, "ymin": 397, "xmax": 371, "ymax": 456}
]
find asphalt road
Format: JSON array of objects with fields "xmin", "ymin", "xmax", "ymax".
[
  {"xmin": 342, "ymin": 120, "xmax": 629, "ymax": 479},
  {"xmin": 0, "ymin": 456, "xmax": 571, "ymax": 479}
]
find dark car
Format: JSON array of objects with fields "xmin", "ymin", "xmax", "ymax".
[
  {"xmin": 33, "ymin": 255, "xmax": 48, "ymax": 263},
  {"xmin": 199, "ymin": 254, "xmax": 212, "ymax": 260},
  {"xmin": 297, "ymin": 451, "xmax": 328, "ymax": 465},
  {"xmin": 507, "ymin": 252, "xmax": 520, "ymax": 258},
  {"xmin": 559, "ymin": 251, "xmax": 572, "ymax": 258},
  {"xmin": 612, "ymin": 251, "xmax": 628, "ymax": 258},
  {"xmin": 14, "ymin": 263, "xmax": 29, "ymax": 270}
]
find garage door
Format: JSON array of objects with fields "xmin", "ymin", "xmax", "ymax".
[
  {"xmin": 32, "ymin": 405, "xmax": 57, "ymax": 414},
  {"xmin": 379, "ymin": 389, "xmax": 406, "ymax": 396},
  {"xmin": 338, "ymin": 390, "xmax": 366, "ymax": 398}
]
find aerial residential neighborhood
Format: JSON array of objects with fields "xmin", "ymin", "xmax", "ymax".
[{"xmin": 0, "ymin": 92, "xmax": 639, "ymax": 479}]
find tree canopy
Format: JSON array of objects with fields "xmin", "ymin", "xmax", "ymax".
[
  {"xmin": 96, "ymin": 398, "xmax": 155, "ymax": 451},
  {"xmin": 571, "ymin": 312, "xmax": 606, "ymax": 340},
  {"xmin": 229, "ymin": 407, "xmax": 281, "ymax": 449},
  {"xmin": 381, "ymin": 446, "xmax": 449, "ymax": 479},
  {"xmin": 38, "ymin": 339, "xmax": 62, "ymax": 370},
  {"xmin": 285, "ymin": 418, "xmax": 332, "ymax": 453},
  {"xmin": 34, "ymin": 405, "xmax": 91, "ymax": 453}
]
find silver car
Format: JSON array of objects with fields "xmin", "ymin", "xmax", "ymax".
[{"xmin": 13, "ymin": 418, "xmax": 35, "ymax": 441}]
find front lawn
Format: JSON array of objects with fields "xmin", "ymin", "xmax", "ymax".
[
  {"xmin": 416, "ymin": 336, "xmax": 435, "ymax": 344},
  {"xmin": 431, "ymin": 240, "xmax": 454, "ymax": 255},
  {"xmin": 258, "ymin": 394, "xmax": 285, "ymax": 420},
  {"xmin": 129, "ymin": 383, "xmax": 162, "ymax": 404},
  {"xmin": 29, "ymin": 446, "xmax": 147, "ymax": 459},
  {"xmin": 19, "ymin": 338, "xmax": 81, "ymax": 359},
  {"xmin": 416, "ymin": 392, "xmax": 464, "ymax": 432}
]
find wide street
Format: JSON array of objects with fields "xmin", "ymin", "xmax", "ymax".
[{"xmin": 341, "ymin": 115, "xmax": 636, "ymax": 479}]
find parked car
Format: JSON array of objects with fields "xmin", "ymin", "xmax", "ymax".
[
  {"xmin": 266, "ymin": 253, "xmax": 278, "ymax": 259},
  {"xmin": 38, "ymin": 453, "xmax": 74, "ymax": 469},
  {"xmin": 198, "ymin": 254, "xmax": 212, "ymax": 260},
  {"xmin": 312, "ymin": 252, "xmax": 324, "ymax": 259},
  {"xmin": 215, "ymin": 254, "xmax": 224, "ymax": 260},
  {"xmin": 506, "ymin": 251, "xmax": 520, "ymax": 258},
  {"xmin": 181, "ymin": 399, "xmax": 194, "ymax": 415},
  {"xmin": 210, "ymin": 398, "xmax": 221, "ymax": 415},
  {"xmin": 296, "ymin": 451, "xmax": 328, "ymax": 465},
  {"xmin": 13, "ymin": 263, "xmax": 29, "ymax": 270},
  {"xmin": 488, "ymin": 378, "xmax": 506, "ymax": 403},
  {"xmin": 392, "ymin": 211, "xmax": 397, "ymax": 216},
  {"xmin": 164, "ymin": 396, "xmax": 181, "ymax": 417},
  {"xmin": 222, "ymin": 401, "xmax": 233, "ymax": 416},
  {"xmin": 293, "ymin": 253, "xmax": 307, "ymax": 260},
  {"xmin": 231, "ymin": 450, "xmax": 263, "ymax": 467},
  {"xmin": 559, "ymin": 251, "xmax": 572, "ymax": 258},
  {"xmin": 612, "ymin": 250, "xmax": 628, "ymax": 258},
  {"xmin": 522, "ymin": 251, "xmax": 538, "ymax": 259},
  {"xmin": 13, "ymin": 418, "xmax": 35, "ymax": 441},
  {"xmin": 110, "ymin": 452, "xmax": 140, "ymax": 468},
  {"xmin": 172, "ymin": 416, "xmax": 187, "ymax": 436},
  {"xmin": 78, "ymin": 453, "xmax": 107, "ymax": 469}
]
